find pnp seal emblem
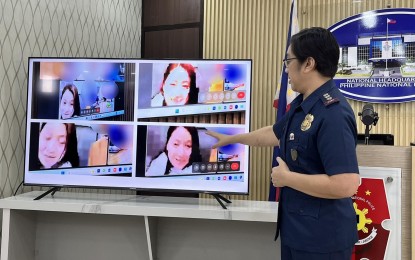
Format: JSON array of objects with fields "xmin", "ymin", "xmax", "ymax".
[{"xmin": 301, "ymin": 114, "xmax": 314, "ymax": 131}]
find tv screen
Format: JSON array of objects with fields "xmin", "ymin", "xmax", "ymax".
[{"xmin": 24, "ymin": 58, "xmax": 252, "ymax": 194}]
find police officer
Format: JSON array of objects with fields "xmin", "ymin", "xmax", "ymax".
[{"xmin": 206, "ymin": 27, "xmax": 359, "ymax": 260}]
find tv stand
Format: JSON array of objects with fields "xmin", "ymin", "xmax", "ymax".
[
  {"xmin": 209, "ymin": 193, "xmax": 232, "ymax": 209},
  {"xmin": 34, "ymin": 187, "xmax": 61, "ymax": 200},
  {"xmin": 0, "ymin": 191, "xmax": 279, "ymax": 260}
]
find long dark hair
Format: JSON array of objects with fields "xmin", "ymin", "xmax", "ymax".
[
  {"xmin": 164, "ymin": 126, "xmax": 202, "ymax": 175},
  {"xmin": 61, "ymin": 84, "xmax": 81, "ymax": 117},
  {"xmin": 39, "ymin": 123, "xmax": 80, "ymax": 168},
  {"xmin": 161, "ymin": 63, "xmax": 198, "ymax": 105}
]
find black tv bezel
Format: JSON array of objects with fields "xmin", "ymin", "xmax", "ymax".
[{"xmin": 23, "ymin": 57, "xmax": 253, "ymax": 196}]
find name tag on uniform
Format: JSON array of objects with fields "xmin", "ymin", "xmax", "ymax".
[{"xmin": 291, "ymin": 149, "xmax": 298, "ymax": 161}]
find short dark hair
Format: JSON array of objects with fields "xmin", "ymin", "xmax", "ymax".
[{"xmin": 290, "ymin": 27, "xmax": 340, "ymax": 78}]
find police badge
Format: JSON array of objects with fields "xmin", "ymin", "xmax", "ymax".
[{"xmin": 301, "ymin": 114, "xmax": 314, "ymax": 131}]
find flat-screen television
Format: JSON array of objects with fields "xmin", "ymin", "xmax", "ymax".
[{"xmin": 24, "ymin": 58, "xmax": 252, "ymax": 195}]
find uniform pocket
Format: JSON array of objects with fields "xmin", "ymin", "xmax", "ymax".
[
  {"xmin": 287, "ymin": 195, "xmax": 321, "ymax": 219},
  {"xmin": 286, "ymin": 133, "xmax": 309, "ymax": 166}
]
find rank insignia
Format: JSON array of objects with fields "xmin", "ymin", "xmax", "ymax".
[
  {"xmin": 322, "ymin": 93, "xmax": 339, "ymax": 106},
  {"xmin": 301, "ymin": 114, "xmax": 314, "ymax": 131}
]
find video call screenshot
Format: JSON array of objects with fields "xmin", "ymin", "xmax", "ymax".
[
  {"xmin": 136, "ymin": 61, "xmax": 250, "ymax": 119},
  {"xmin": 24, "ymin": 58, "xmax": 251, "ymax": 194},
  {"xmin": 30, "ymin": 60, "xmax": 133, "ymax": 121}
]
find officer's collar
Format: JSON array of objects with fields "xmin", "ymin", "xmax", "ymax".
[{"xmin": 297, "ymin": 79, "xmax": 335, "ymax": 114}]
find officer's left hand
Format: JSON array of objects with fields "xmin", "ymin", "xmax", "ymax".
[{"xmin": 271, "ymin": 157, "xmax": 290, "ymax": 187}]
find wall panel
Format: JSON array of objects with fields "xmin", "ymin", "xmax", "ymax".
[{"xmin": 142, "ymin": 0, "xmax": 203, "ymax": 59}]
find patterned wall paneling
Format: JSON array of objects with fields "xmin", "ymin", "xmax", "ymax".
[
  {"xmin": 0, "ymin": 0, "xmax": 142, "ymax": 198},
  {"xmin": 204, "ymin": 0, "xmax": 415, "ymax": 201}
]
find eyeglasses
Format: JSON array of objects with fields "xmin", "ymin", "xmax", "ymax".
[{"xmin": 283, "ymin": 57, "xmax": 298, "ymax": 66}]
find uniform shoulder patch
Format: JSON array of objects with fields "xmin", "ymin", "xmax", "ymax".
[{"xmin": 320, "ymin": 92, "xmax": 339, "ymax": 107}]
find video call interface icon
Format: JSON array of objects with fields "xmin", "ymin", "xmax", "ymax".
[
  {"xmin": 59, "ymin": 166, "xmax": 133, "ymax": 175},
  {"xmin": 204, "ymin": 174, "xmax": 244, "ymax": 181},
  {"xmin": 192, "ymin": 161, "xmax": 240, "ymax": 173},
  {"xmin": 81, "ymin": 108, "xmax": 100, "ymax": 115},
  {"xmin": 199, "ymin": 90, "xmax": 246, "ymax": 104}
]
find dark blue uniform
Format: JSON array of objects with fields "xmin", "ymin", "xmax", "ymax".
[{"xmin": 273, "ymin": 79, "xmax": 359, "ymax": 254}]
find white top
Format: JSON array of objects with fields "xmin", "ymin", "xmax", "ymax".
[
  {"xmin": 0, "ymin": 191, "xmax": 278, "ymax": 222},
  {"xmin": 146, "ymin": 152, "xmax": 193, "ymax": 176}
]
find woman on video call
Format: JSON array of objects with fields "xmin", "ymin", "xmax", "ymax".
[
  {"xmin": 60, "ymin": 84, "xmax": 81, "ymax": 119},
  {"xmin": 37, "ymin": 122, "xmax": 79, "ymax": 169},
  {"xmin": 146, "ymin": 126, "xmax": 202, "ymax": 176},
  {"xmin": 151, "ymin": 63, "xmax": 199, "ymax": 107}
]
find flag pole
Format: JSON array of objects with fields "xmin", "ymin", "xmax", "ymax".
[{"xmin": 386, "ymin": 19, "xmax": 389, "ymax": 70}]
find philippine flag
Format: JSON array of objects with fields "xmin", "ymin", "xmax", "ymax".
[
  {"xmin": 269, "ymin": 0, "xmax": 299, "ymax": 201},
  {"xmin": 387, "ymin": 18, "xmax": 396, "ymax": 24}
]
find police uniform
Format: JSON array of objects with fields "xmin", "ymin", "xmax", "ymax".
[{"xmin": 273, "ymin": 79, "xmax": 359, "ymax": 257}]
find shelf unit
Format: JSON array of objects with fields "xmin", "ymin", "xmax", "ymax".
[{"xmin": 0, "ymin": 191, "xmax": 279, "ymax": 260}]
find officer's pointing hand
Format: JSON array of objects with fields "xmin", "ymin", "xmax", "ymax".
[
  {"xmin": 271, "ymin": 157, "xmax": 290, "ymax": 187},
  {"xmin": 205, "ymin": 130, "xmax": 231, "ymax": 149}
]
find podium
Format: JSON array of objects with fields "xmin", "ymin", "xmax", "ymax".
[
  {"xmin": 0, "ymin": 191, "xmax": 279, "ymax": 260},
  {"xmin": 356, "ymin": 145, "xmax": 413, "ymax": 260}
]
